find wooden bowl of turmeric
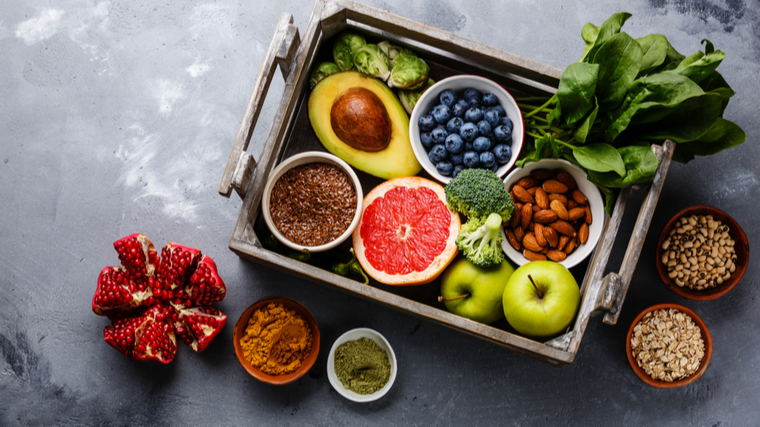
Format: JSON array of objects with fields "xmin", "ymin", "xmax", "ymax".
[{"xmin": 233, "ymin": 296, "xmax": 320, "ymax": 385}]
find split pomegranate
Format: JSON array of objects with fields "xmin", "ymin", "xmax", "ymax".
[{"xmin": 92, "ymin": 233, "xmax": 227, "ymax": 363}]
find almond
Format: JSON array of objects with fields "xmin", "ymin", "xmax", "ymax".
[
  {"xmin": 546, "ymin": 249, "xmax": 567, "ymax": 262},
  {"xmin": 535, "ymin": 188, "xmax": 549, "ymax": 210},
  {"xmin": 543, "ymin": 227, "xmax": 559, "ymax": 248},
  {"xmin": 579, "ymin": 223, "xmax": 589, "ymax": 244},
  {"xmin": 540, "ymin": 246, "xmax": 549, "ymax": 254},
  {"xmin": 516, "ymin": 176, "xmax": 539, "ymax": 189},
  {"xmin": 550, "ymin": 200, "xmax": 569, "ymax": 221},
  {"xmin": 512, "ymin": 185, "xmax": 534, "ymax": 204},
  {"xmin": 533, "ymin": 209, "xmax": 558, "ymax": 224},
  {"xmin": 564, "ymin": 237, "xmax": 577, "ymax": 255},
  {"xmin": 514, "ymin": 225, "xmax": 525, "ymax": 243},
  {"xmin": 527, "ymin": 186, "xmax": 539, "ymax": 196},
  {"xmin": 530, "ymin": 169, "xmax": 555, "ymax": 180},
  {"xmin": 572, "ymin": 189, "xmax": 588, "ymax": 205},
  {"xmin": 506, "ymin": 229, "xmax": 521, "ymax": 251},
  {"xmin": 528, "ymin": 221, "xmax": 535, "ymax": 232},
  {"xmin": 548, "ymin": 194, "xmax": 568, "ymax": 206},
  {"xmin": 543, "ymin": 179, "xmax": 568, "ymax": 194},
  {"xmin": 558, "ymin": 235, "xmax": 570, "ymax": 251},
  {"xmin": 556, "ymin": 171, "xmax": 577, "ymax": 191},
  {"xmin": 523, "ymin": 233, "xmax": 543, "ymax": 252},
  {"xmin": 550, "ymin": 220, "xmax": 576, "ymax": 237},
  {"xmin": 568, "ymin": 207, "xmax": 586, "ymax": 221},
  {"xmin": 534, "ymin": 223, "xmax": 547, "ymax": 246},
  {"xmin": 567, "ymin": 200, "xmax": 579, "ymax": 210},
  {"xmin": 532, "ymin": 204, "xmax": 541, "ymax": 212},
  {"xmin": 523, "ymin": 249, "xmax": 547, "ymax": 261},
  {"xmin": 509, "ymin": 208, "xmax": 521, "ymax": 228},
  {"xmin": 585, "ymin": 206, "xmax": 592, "ymax": 224},
  {"xmin": 521, "ymin": 203, "xmax": 533, "ymax": 229}
]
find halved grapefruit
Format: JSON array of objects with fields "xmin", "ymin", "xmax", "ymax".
[{"xmin": 353, "ymin": 177, "xmax": 460, "ymax": 286}]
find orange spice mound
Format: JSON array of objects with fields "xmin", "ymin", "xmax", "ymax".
[{"xmin": 240, "ymin": 302, "xmax": 313, "ymax": 375}]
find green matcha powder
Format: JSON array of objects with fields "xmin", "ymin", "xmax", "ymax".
[{"xmin": 334, "ymin": 337, "xmax": 391, "ymax": 394}]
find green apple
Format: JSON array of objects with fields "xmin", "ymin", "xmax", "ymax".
[
  {"xmin": 502, "ymin": 261, "xmax": 580, "ymax": 338},
  {"xmin": 439, "ymin": 257, "xmax": 515, "ymax": 324}
]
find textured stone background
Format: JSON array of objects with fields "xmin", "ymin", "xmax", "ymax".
[{"xmin": 1, "ymin": 0, "xmax": 758, "ymax": 425}]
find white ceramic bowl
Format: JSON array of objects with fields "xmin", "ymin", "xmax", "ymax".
[
  {"xmin": 327, "ymin": 328, "xmax": 397, "ymax": 403},
  {"xmin": 261, "ymin": 151, "xmax": 363, "ymax": 252},
  {"xmin": 500, "ymin": 159, "xmax": 604, "ymax": 269},
  {"xmin": 409, "ymin": 75, "xmax": 524, "ymax": 184}
]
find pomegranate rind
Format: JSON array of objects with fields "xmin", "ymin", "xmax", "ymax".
[
  {"xmin": 352, "ymin": 177, "xmax": 460, "ymax": 286},
  {"xmin": 175, "ymin": 306, "xmax": 227, "ymax": 353}
]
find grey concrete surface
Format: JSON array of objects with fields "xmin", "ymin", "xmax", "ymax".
[{"xmin": 1, "ymin": 0, "xmax": 758, "ymax": 425}]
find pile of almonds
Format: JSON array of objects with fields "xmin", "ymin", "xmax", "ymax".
[
  {"xmin": 660, "ymin": 214, "xmax": 737, "ymax": 290},
  {"xmin": 505, "ymin": 169, "xmax": 592, "ymax": 262}
]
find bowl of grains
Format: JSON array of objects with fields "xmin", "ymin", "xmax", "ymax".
[
  {"xmin": 233, "ymin": 296, "xmax": 321, "ymax": 385},
  {"xmin": 626, "ymin": 303, "xmax": 712, "ymax": 388},
  {"xmin": 327, "ymin": 328, "xmax": 397, "ymax": 403},
  {"xmin": 262, "ymin": 151, "xmax": 363, "ymax": 252},
  {"xmin": 655, "ymin": 205, "xmax": 749, "ymax": 300}
]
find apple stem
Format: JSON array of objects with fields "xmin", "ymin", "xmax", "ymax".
[
  {"xmin": 528, "ymin": 275, "xmax": 544, "ymax": 299},
  {"xmin": 437, "ymin": 293, "xmax": 470, "ymax": 303}
]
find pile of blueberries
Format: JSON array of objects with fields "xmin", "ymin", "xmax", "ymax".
[{"xmin": 419, "ymin": 88, "xmax": 514, "ymax": 178}]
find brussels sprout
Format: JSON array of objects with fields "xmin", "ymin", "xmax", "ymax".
[
  {"xmin": 397, "ymin": 78, "xmax": 435, "ymax": 115},
  {"xmin": 309, "ymin": 62, "xmax": 340, "ymax": 89},
  {"xmin": 332, "ymin": 32, "xmax": 366, "ymax": 71},
  {"xmin": 377, "ymin": 41, "xmax": 414, "ymax": 67},
  {"xmin": 386, "ymin": 52, "xmax": 430, "ymax": 90},
  {"xmin": 352, "ymin": 44, "xmax": 391, "ymax": 81}
]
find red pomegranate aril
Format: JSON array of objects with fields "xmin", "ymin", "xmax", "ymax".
[{"xmin": 114, "ymin": 234, "xmax": 158, "ymax": 279}]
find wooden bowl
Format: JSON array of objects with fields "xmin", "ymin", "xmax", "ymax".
[
  {"xmin": 233, "ymin": 296, "xmax": 320, "ymax": 385},
  {"xmin": 655, "ymin": 205, "xmax": 749, "ymax": 300},
  {"xmin": 626, "ymin": 303, "xmax": 712, "ymax": 388}
]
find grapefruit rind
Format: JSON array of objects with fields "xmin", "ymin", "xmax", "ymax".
[{"xmin": 352, "ymin": 177, "xmax": 460, "ymax": 286}]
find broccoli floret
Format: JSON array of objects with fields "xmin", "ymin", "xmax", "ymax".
[
  {"xmin": 445, "ymin": 169, "xmax": 514, "ymax": 220},
  {"xmin": 455, "ymin": 213, "xmax": 506, "ymax": 267}
]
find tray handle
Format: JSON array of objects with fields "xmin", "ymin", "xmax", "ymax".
[{"xmin": 219, "ymin": 12, "xmax": 301, "ymax": 199}]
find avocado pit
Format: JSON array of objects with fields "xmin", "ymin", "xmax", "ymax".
[{"xmin": 330, "ymin": 87, "xmax": 392, "ymax": 152}]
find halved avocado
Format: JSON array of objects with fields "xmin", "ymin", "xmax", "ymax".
[{"xmin": 308, "ymin": 71, "xmax": 422, "ymax": 179}]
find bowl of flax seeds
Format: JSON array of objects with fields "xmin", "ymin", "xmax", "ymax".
[{"xmin": 262, "ymin": 151, "xmax": 363, "ymax": 252}]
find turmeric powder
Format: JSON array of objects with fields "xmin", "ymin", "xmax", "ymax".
[{"xmin": 240, "ymin": 302, "xmax": 313, "ymax": 376}]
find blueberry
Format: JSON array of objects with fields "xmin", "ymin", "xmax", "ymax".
[
  {"xmin": 494, "ymin": 125, "xmax": 512, "ymax": 143},
  {"xmin": 464, "ymin": 107, "xmax": 484, "ymax": 123},
  {"xmin": 477, "ymin": 120, "xmax": 493, "ymax": 137},
  {"xmin": 490, "ymin": 161, "xmax": 499, "ymax": 172},
  {"xmin": 499, "ymin": 116, "xmax": 514, "ymax": 131},
  {"xmin": 432, "ymin": 104, "xmax": 451, "ymax": 124},
  {"xmin": 459, "ymin": 122, "xmax": 479, "ymax": 142},
  {"xmin": 419, "ymin": 114, "xmax": 435, "ymax": 132},
  {"xmin": 430, "ymin": 144, "xmax": 448, "ymax": 162},
  {"xmin": 462, "ymin": 151, "xmax": 480, "ymax": 168},
  {"xmin": 420, "ymin": 131, "xmax": 434, "ymax": 149},
  {"xmin": 464, "ymin": 141, "xmax": 474, "ymax": 152},
  {"xmin": 431, "ymin": 127, "xmax": 448, "ymax": 144},
  {"xmin": 493, "ymin": 144, "xmax": 512, "ymax": 164},
  {"xmin": 463, "ymin": 88, "xmax": 482, "ymax": 102},
  {"xmin": 449, "ymin": 152, "xmax": 464, "ymax": 165},
  {"xmin": 484, "ymin": 109, "xmax": 501, "ymax": 128},
  {"xmin": 436, "ymin": 161, "xmax": 454, "ymax": 176},
  {"xmin": 482, "ymin": 92, "xmax": 498, "ymax": 107},
  {"xmin": 467, "ymin": 97, "xmax": 482, "ymax": 109},
  {"xmin": 479, "ymin": 151, "xmax": 496, "ymax": 168},
  {"xmin": 488, "ymin": 105, "xmax": 506, "ymax": 117},
  {"xmin": 446, "ymin": 117, "xmax": 464, "ymax": 134},
  {"xmin": 444, "ymin": 133, "xmax": 464, "ymax": 154},
  {"xmin": 452, "ymin": 165, "xmax": 465, "ymax": 178},
  {"xmin": 473, "ymin": 136, "xmax": 492, "ymax": 152},
  {"xmin": 439, "ymin": 90, "xmax": 457, "ymax": 107},
  {"xmin": 436, "ymin": 123, "xmax": 447, "ymax": 131},
  {"xmin": 451, "ymin": 99, "xmax": 469, "ymax": 117}
]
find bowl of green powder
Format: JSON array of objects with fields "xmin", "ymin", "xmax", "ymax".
[{"xmin": 327, "ymin": 328, "xmax": 397, "ymax": 402}]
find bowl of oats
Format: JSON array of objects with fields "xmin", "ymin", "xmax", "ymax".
[{"xmin": 626, "ymin": 303, "xmax": 712, "ymax": 388}]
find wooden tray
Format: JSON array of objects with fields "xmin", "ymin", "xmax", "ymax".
[{"xmin": 218, "ymin": 0, "xmax": 676, "ymax": 365}]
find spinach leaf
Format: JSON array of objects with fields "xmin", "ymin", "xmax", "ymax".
[
  {"xmin": 572, "ymin": 143, "xmax": 626, "ymax": 177},
  {"xmin": 587, "ymin": 145, "xmax": 658, "ymax": 187},
  {"xmin": 580, "ymin": 22, "xmax": 600, "ymax": 62},
  {"xmin": 627, "ymin": 92, "xmax": 723, "ymax": 143},
  {"xmin": 516, "ymin": 134, "xmax": 552, "ymax": 168},
  {"xmin": 672, "ymin": 118, "xmax": 746, "ymax": 163},
  {"xmin": 592, "ymin": 32, "xmax": 643, "ymax": 111},
  {"xmin": 574, "ymin": 99, "xmax": 599, "ymax": 143},
  {"xmin": 666, "ymin": 47, "xmax": 725, "ymax": 84},
  {"xmin": 556, "ymin": 62, "xmax": 599, "ymax": 125},
  {"xmin": 699, "ymin": 71, "xmax": 735, "ymax": 115},
  {"xmin": 636, "ymin": 34, "xmax": 669, "ymax": 76},
  {"xmin": 582, "ymin": 12, "xmax": 632, "ymax": 63}
]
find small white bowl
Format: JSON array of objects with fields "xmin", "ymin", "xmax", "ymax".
[
  {"xmin": 409, "ymin": 75, "xmax": 524, "ymax": 184},
  {"xmin": 261, "ymin": 151, "xmax": 363, "ymax": 252},
  {"xmin": 500, "ymin": 159, "xmax": 604, "ymax": 268},
  {"xmin": 327, "ymin": 328, "xmax": 397, "ymax": 403}
]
